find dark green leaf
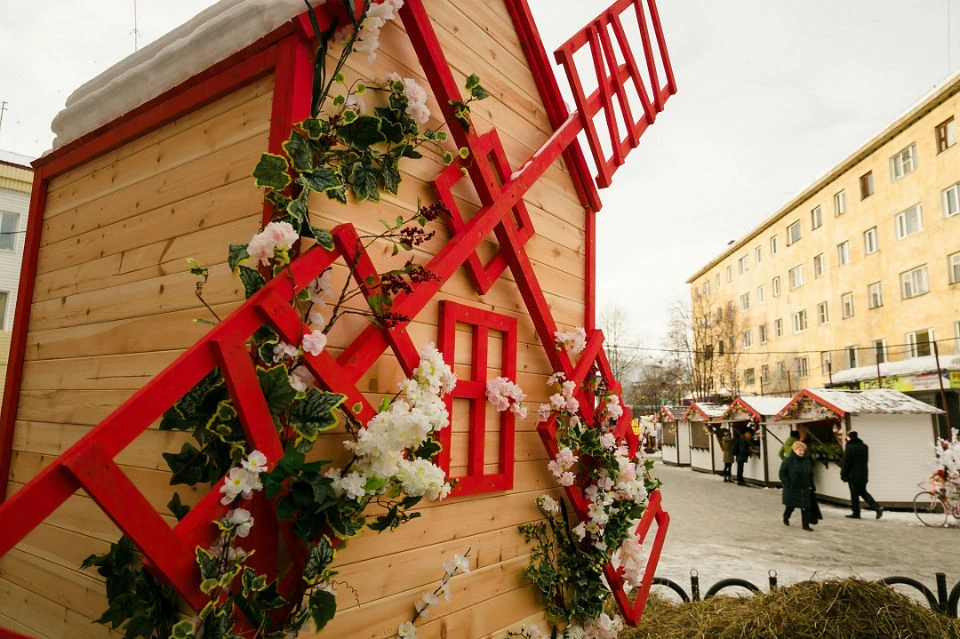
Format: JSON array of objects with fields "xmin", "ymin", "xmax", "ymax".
[
  {"xmin": 265, "ymin": 190, "xmax": 292, "ymax": 211},
  {"xmin": 288, "ymin": 388, "xmax": 346, "ymax": 444},
  {"xmin": 380, "ymin": 157, "xmax": 401, "ymax": 195},
  {"xmin": 401, "ymin": 145, "xmax": 423, "ymax": 159},
  {"xmin": 277, "ymin": 495, "xmax": 295, "ymax": 520},
  {"xmin": 309, "ymin": 589, "xmax": 337, "ymax": 632},
  {"xmin": 301, "ymin": 167, "xmax": 341, "ymax": 192},
  {"xmin": 348, "ymin": 163, "xmax": 380, "ymax": 202},
  {"xmin": 303, "ymin": 225, "xmax": 334, "ymax": 250},
  {"xmin": 465, "ymin": 73, "xmax": 481, "ymax": 90},
  {"xmin": 167, "ymin": 493, "xmax": 191, "ymax": 521},
  {"xmin": 171, "ymin": 620, "xmax": 195, "ymax": 639},
  {"xmin": 286, "ymin": 192, "xmax": 309, "ymax": 224},
  {"xmin": 162, "ymin": 442, "xmax": 205, "ymax": 486},
  {"xmin": 160, "ymin": 370, "xmax": 225, "ymax": 432},
  {"xmin": 283, "ymin": 130, "xmax": 314, "ymax": 172},
  {"xmin": 257, "ymin": 365, "xmax": 298, "ymax": 416},
  {"xmin": 195, "ymin": 547, "xmax": 219, "ymax": 581},
  {"xmin": 414, "ymin": 439, "xmax": 442, "ymax": 460},
  {"xmin": 301, "ymin": 117, "xmax": 325, "ymax": 140},
  {"xmin": 337, "ymin": 114, "xmax": 387, "ymax": 148},
  {"xmin": 325, "ymin": 186, "xmax": 348, "ymax": 204},
  {"xmin": 238, "ymin": 266, "xmax": 266, "ymax": 299},
  {"xmin": 254, "ymin": 325, "xmax": 280, "ymax": 363},
  {"xmin": 303, "ymin": 536, "xmax": 335, "ymax": 584},
  {"xmin": 253, "ymin": 153, "xmax": 292, "ymax": 190},
  {"xmin": 471, "ymin": 84, "xmax": 491, "ymax": 100},
  {"xmin": 228, "ymin": 244, "xmax": 249, "ymax": 272}
]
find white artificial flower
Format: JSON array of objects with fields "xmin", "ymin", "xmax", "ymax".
[
  {"xmin": 414, "ymin": 592, "xmax": 440, "ymax": 619},
  {"xmin": 397, "ymin": 620, "xmax": 418, "ymax": 639},
  {"xmin": 247, "ymin": 221, "xmax": 298, "ymax": 266},
  {"xmin": 289, "ymin": 366, "xmax": 314, "ymax": 393},
  {"xmin": 273, "ymin": 340, "xmax": 299, "ymax": 362},
  {"xmin": 301, "ymin": 329, "xmax": 327, "ymax": 357},
  {"xmin": 220, "ymin": 467, "xmax": 262, "ymax": 504},
  {"xmin": 241, "ymin": 450, "xmax": 269, "ymax": 473},
  {"xmin": 537, "ymin": 495, "xmax": 560, "ymax": 516},
  {"xmin": 571, "ymin": 522, "xmax": 587, "ymax": 540},
  {"xmin": 554, "ymin": 327, "xmax": 587, "ymax": 355},
  {"xmin": 225, "ymin": 508, "xmax": 254, "ymax": 538}
]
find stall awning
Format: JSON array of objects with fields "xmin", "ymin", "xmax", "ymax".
[
  {"xmin": 777, "ymin": 388, "xmax": 944, "ymax": 420},
  {"xmin": 723, "ymin": 396, "xmax": 791, "ymax": 421},
  {"xmin": 684, "ymin": 402, "xmax": 728, "ymax": 422}
]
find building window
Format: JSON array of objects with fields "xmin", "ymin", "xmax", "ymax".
[
  {"xmin": 936, "ymin": 116, "xmax": 956, "ymax": 153},
  {"xmin": 788, "ymin": 265, "xmax": 805, "ymax": 289},
  {"xmin": 726, "ymin": 265, "xmax": 733, "ymax": 282},
  {"xmin": 950, "ymin": 251, "xmax": 960, "ymax": 284},
  {"xmin": 759, "ymin": 323, "xmax": 768, "ymax": 344},
  {"xmin": 770, "ymin": 235, "xmax": 779, "ymax": 255},
  {"xmin": 772, "ymin": 276, "xmax": 781, "ymax": 297},
  {"xmin": 791, "ymin": 309, "xmax": 808, "ymax": 333},
  {"xmin": 817, "ymin": 301, "xmax": 829, "ymax": 325},
  {"xmin": 742, "ymin": 329, "xmax": 753, "ymax": 349},
  {"xmin": 847, "ymin": 345, "xmax": 859, "ymax": 368},
  {"xmin": 863, "ymin": 226, "xmax": 879, "ymax": 254},
  {"xmin": 955, "ymin": 321, "xmax": 960, "ymax": 354},
  {"xmin": 795, "ymin": 357, "xmax": 809, "ymax": 378},
  {"xmin": 906, "ymin": 329, "xmax": 934, "ymax": 357},
  {"xmin": 841, "ymin": 292, "xmax": 854, "ymax": 318},
  {"xmin": 0, "ymin": 291, "xmax": 7, "ymax": 331},
  {"xmin": 757, "ymin": 285, "xmax": 765, "ymax": 304},
  {"xmin": 715, "ymin": 273, "xmax": 720, "ymax": 289},
  {"xmin": 704, "ymin": 344, "xmax": 714, "ymax": 360},
  {"xmin": 813, "ymin": 253, "xmax": 825, "ymax": 278},
  {"xmin": 890, "ymin": 143, "xmax": 917, "ymax": 180},
  {"xmin": 718, "ymin": 341, "xmax": 725, "ymax": 356},
  {"xmin": 944, "ymin": 182, "xmax": 960, "ymax": 218},
  {"xmin": 761, "ymin": 365, "xmax": 770, "ymax": 383},
  {"xmin": 895, "ymin": 204, "xmax": 923, "ymax": 240},
  {"xmin": 787, "ymin": 221, "xmax": 802, "ymax": 245},
  {"xmin": 860, "ymin": 171, "xmax": 874, "ymax": 199},
  {"xmin": 738, "ymin": 255, "xmax": 750, "ymax": 274},
  {"xmin": 755, "ymin": 246, "xmax": 762, "ymax": 264},
  {"xmin": 873, "ymin": 339, "xmax": 887, "ymax": 364},
  {"xmin": 834, "ymin": 190, "xmax": 846, "ymax": 216},
  {"xmin": 703, "ymin": 280, "xmax": 711, "ymax": 296},
  {"xmin": 821, "ymin": 352, "xmax": 832, "ymax": 376},
  {"xmin": 811, "ymin": 206, "xmax": 823, "ymax": 230},
  {"xmin": 740, "ymin": 292, "xmax": 750, "ymax": 311},
  {"xmin": 901, "ymin": 265, "xmax": 930, "ymax": 299},
  {"xmin": 744, "ymin": 368, "xmax": 756, "ymax": 386},
  {"xmin": 777, "ymin": 361, "xmax": 787, "ymax": 381},
  {"xmin": 716, "ymin": 306, "xmax": 723, "ymax": 323},
  {"xmin": 868, "ymin": 281, "xmax": 883, "ymax": 309},
  {"xmin": 0, "ymin": 213, "xmax": 18, "ymax": 252},
  {"xmin": 837, "ymin": 240, "xmax": 851, "ymax": 266},
  {"xmin": 775, "ymin": 318, "xmax": 783, "ymax": 338}
]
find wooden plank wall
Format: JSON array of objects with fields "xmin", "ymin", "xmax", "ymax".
[{"xmin": 1, "ymin": 1, "xmax": 589, "ymax": 638}]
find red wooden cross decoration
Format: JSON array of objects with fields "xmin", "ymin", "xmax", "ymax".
[{"xmin": 0, "ymin": 0, "xmax": 676, "ymax": 635}]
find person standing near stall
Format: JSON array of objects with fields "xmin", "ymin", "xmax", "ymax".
[
  {"xmin": 734, "ymin": 429, "xmax": 757, "ymax": 485},
  {"xmin": 841, "ymin": 431, "xmax": 883, "ymax": 519},
  {"xmin": 780, "ymin": 441, "xmax": 816, "ymax": 530}
]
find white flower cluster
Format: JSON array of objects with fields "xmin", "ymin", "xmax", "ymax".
[
  {"xmin": 548, "ymin": 447, "xmax": 578, "ymax": 487},
  {"xmin": 272, "ymin": 271, "xmax": 336, "ymax": 392},
  {"xmin": 509, "ymin": 615, "xmax": 623, "ymax": 639},
  {"xmin": 933, "ymin": 429, "xmax": 960, "ymax": 482},
  {"xmin": 538, "ymin": 373, "xmax": 580, "ymax": 423},
  {"xmin": 485, "ymin": 376, "xmax": 528, "ymax": 419},
  {"xmin": 330, "ymin": 343, "xmax": 454, "ymax": 502},
  {"xmin": 219, "ymin": 450, "xmax": 269, "ymax": 505},
  {"xmin": 386, "ymin": 73, "xmax": 431, "ymax": 125},
  {"xmin": 554, "ymin": 326, "xmax": 587, "ymax": 355},
  {"xmin": 346, "ymin": 0, "xmax": 404, "ymax": 62},
  {"xmin": 611, "ymin": 533, "xmax": 647, "ymax": 589},
  {"xmin": 247, "ymin": 221, "xmax": 298, "ymax": 267},
  {"xmin": 398, "ymin": 552, "xmax": 470, "ymax": 638}
]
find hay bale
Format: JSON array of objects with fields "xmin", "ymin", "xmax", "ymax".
[{"xmin": 623, "ymin": 578, "xmax": 960, "ymax": 639}]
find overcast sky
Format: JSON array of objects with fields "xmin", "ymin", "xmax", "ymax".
[{"xmin": 1, "ymin": 0, "xmax": 957, "ymax": 353}]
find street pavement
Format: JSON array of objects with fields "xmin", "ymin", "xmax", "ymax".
[{"xmin": 649, "ymin": 460, "xmax": 960, "ymax": 599}]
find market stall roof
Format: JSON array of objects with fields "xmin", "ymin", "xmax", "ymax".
[
  {"xmin": 830, "ymin": 354, "xmax": 960, "ymax": 385},
  {"xmin": 776, "ymin": 388, "xmax": 944, "ymax": 420},
  {"xmin": 723, "ymin": 396, "xmax": 792, "ymax": 421},
  {"xmin": 684, "ymin": 402, "xmax": 728, "ymax": 422},
  {"xmin": 659, "ymin": 406, "xmax": 688, "ymax": 422},
  {"xmin": 50, "ymin": 0, "xmax": 311, "ymax": 150}
]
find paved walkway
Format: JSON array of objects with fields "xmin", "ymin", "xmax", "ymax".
[{"xmin": 650, "ymin": 461, "xmax": 959, "ymax": 597}]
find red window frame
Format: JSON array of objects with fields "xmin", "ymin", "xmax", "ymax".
[{"xmin": 437, "ymin": 301, "xmax": 517, "ymax": 496}]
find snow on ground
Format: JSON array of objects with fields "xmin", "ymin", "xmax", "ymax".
[{"xmin": 649, "ymin": 460, "xmax": 959, "ymax": 601}]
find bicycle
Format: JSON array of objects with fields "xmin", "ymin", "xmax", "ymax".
[{"xmin": 912, "ymin": 478, "xmax": 960, "ymax": 527}]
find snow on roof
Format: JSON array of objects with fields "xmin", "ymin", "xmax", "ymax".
[
  {"xmin": 686, "ymin": 402, "xmax": 728, "ymax": 421},
  {"xmin": 0, "ymin": 150, "xmax": 33, "ymax": 168},
  {"xmin": 725, "ymin": 396, "xmax": 791, "ymax": 420},
  {"xmin": 659, "ymin": 406, "xmax": 688, "ymax": 422},
  {"xmin": 51, "ymin": 0, "xmax": 308, "ymax": 150},
  {"xmin": 779, "ymin": 388, "xmax": 943, "ymax": 419},
  {"xmin": 830, "ymin": 355, "xmax": 960, "ymax": 385}
]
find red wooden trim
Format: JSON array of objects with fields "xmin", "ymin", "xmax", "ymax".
[
  {"xmin": 0, "ymin": 629, "xmax": 36, "ymax": 639},
  {"xmin": 0, "ymin": 173, "xmax": 46, "ymax": 503},
  {"xmin": 502, "ymin": 0, "xmax": 601, "ymax": 213},
  {"xmin": 776, "ymin": 389, "xmax": 845, "ymax": 420},
  {"xmin": 607, "ymin": 489, "xmax": 669, "ymax": 624},
  {"xmin": 723, "ymin": 397, "xmax": 762, "ymax": 422}
]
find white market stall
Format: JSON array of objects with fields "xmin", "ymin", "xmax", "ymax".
[
  {"xmin": 722, "ymin": 396, "xmax": 794, "ymax": 486},
  {"xmin": 685, "ymin": 402, "xmax": 727, "ymax": 475},
  {"xmin": 776, "ymin": 388, "xmax": 944, "ymax": 507},
  {"xmin": 659, "ymin": 405, "xmax": 690, "ymax": 467}
]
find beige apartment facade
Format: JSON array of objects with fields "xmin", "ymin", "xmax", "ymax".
[{"xmin": 688, "ymin": 72, "xmax": 960, "ymax": 429}]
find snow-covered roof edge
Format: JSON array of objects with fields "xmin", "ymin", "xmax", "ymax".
[
  {"xmin": 685, "ymin": 402, "xmax": 728, "ymax": 421},
  {"xmin": 0, "ymin": 150, "xmax": 34, "ymax": 169},
  {"xmin": 777, "ymin": 388, "xmax": 943, "ymax": 419},
  {"xmin": 688, "ymin": 66, "xmax": 960, "ymax": 283},
  {"xmin": 49, "ymin": 0, "xmax": 310, "ymax": 151},
  {"xmin": 831, "ymin": 355, "xmax": 960, "ymax": 385},
  {"xmin": 724, "ymin": 395, "xmax": 791, "ymax": 420}
]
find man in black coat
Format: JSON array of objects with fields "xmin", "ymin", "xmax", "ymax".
[
  {"xmin": 734, "ymin": 429, "xmax": 757, "ymax": 485},
  {"xmin": 840, "ymin": 431, "xmax": 883, "ymax": 519},
  {"xmin": 780, "ymin": 441, "xmax": 816, "ymax": 530}
]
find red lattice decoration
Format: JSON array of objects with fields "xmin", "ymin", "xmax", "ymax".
[
  {"xmin": 437, "ymin": 301, "xmax": 518, "ymax": 496},
  {"xmin": 0, "ymin": 0, "xmax": 676, "ymax": 635}
]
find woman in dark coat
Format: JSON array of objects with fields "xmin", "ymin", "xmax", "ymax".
[{"xmin": 779, "ymin": 441, "xmax": 816, "ymax": 531}]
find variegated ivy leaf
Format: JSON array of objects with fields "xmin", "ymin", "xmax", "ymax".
[{"xmin": 252, "ymin": 153, "xmax": 292, "ymax": 191}]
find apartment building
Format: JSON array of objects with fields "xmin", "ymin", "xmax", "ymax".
[
  {"xmin": 687, "ymin": 73, "xmax": 960, "ymax": 428},
  {"xmin": 0, "ymin": 151, "xmax": 32, "ymax": 402}
]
